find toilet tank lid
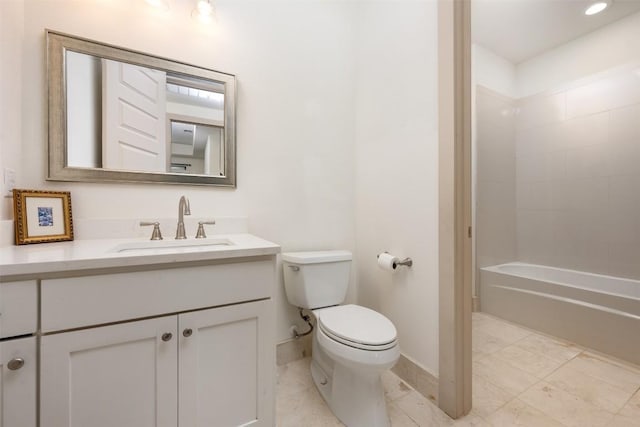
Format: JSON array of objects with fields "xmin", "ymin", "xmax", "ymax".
[{"xmin": 282, "ymin": 250, "xmax": 352, "ymax": 264}]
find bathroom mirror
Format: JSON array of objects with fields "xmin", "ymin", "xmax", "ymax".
[{"xmin": 47, "ymin": 30, "xmax": 236, "ymax": 186}]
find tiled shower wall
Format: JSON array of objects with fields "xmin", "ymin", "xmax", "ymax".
[
  {"xmin": 515, "ymin": 66, "xmax": 640, "ymax": 279},
  {"xmin": 476, "ymin": 87, "xmax": 517, "ymax": 270}
]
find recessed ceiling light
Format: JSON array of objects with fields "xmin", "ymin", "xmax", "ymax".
[{"xmin": 584, "ymin": 1, "xmax": 609, "ymax": 16}]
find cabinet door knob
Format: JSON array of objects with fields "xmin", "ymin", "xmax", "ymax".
[
  {"xmin": 183, "ymin": 328, "xmax": 193, "ymax": 338},
  {"xmin": 161, "ymin": 332, "xmax": 173, "ymax": 342},
  {"xmin": 7, "ymin": 358, "xmax": 24, "ymax": 371}
]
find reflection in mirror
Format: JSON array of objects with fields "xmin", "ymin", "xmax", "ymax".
[
  {"xmin": 66, "ymin": 51, "xmax": 225, "ymax": 176},
  {"xmin": 170, "ymin": 120, "xmax": 224, "ymax": 176},
  {"xmin": 48, "ymin": 30, "xmax": 236, "ymax": 186}
]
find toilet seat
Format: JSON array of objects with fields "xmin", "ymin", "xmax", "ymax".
[{"xmin": 315, "ymin": 305, "xmax": 397, "ymax": 351}]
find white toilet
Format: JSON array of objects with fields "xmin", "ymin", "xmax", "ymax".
[{"xmin": 282, "ymin": 250, "xmax": 400, "ymax": 427}]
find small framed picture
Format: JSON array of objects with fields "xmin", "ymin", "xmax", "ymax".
[{"xmin": 12, "ymin": 189, "xmax": 74, "ymax": 245}]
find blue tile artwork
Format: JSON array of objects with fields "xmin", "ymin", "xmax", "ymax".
[{"xmin": 38, "ymin": 206, "xmax": 54, "ymax": 227}]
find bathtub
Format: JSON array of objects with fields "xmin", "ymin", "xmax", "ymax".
[{"xmin": 479, "ymin": 262, "xmax": 640, "ymax": 365}]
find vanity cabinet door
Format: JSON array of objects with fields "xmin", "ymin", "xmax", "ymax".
[
  {"xmin": 178, "ymin": 300, "xmax": 275, "ymax": 427},
  {"xmin": 0, "ymin": 337, "xmax": 36, "ymax": 427},
  {"xmin": 40, "ymin": 316, "xmax": 178, "ymax": 427}
]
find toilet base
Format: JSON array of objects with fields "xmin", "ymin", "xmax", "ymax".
[{"xmin": 311, "ymin": 342, "xmax": 391, "ymax": 427}]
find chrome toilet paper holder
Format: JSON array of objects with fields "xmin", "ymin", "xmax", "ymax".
[{"xmin": 377, "ymin": 252, "xmax": 413, "ymax": 268}]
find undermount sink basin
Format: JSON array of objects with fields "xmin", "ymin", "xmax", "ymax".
[{"xmin": 110, "ymin": 238, "xmax": 233, "ymax": 254}]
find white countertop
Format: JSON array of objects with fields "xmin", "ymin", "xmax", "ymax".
[{"xmin": 0, "ymin": 233, "xmax": 280, "ymax": 279}]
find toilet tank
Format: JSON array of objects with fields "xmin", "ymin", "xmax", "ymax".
[{"xmin": 282, "ymin": 250, "xmax": 352, "ymax": 309}]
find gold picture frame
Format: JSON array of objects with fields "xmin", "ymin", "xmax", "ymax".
[{"xmin": 13, "ymin": 189, "xmax": 74, "ymax": 245}]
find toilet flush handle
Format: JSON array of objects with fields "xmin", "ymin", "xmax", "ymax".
[{"xmin": 288, "ymin": 265, "xmax": 300, "ymax": 272}]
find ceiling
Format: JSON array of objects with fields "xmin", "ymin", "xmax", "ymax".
[{"xmin": 472, "ymin": 0, "xmax": 640, "ymax": 64}]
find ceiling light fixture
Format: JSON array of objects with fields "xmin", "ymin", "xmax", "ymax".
[
  {"xmin": 192, "ymin": 0, "xmax": 216, "ymax": 24},
  {"xmin": 584, "ymin": 1, "xmax": 610, "ymax": 16}
]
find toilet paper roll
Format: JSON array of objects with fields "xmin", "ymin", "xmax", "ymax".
[{"xmin": 377, "ymin": 253, "xmax": 399, "ymax": 271}]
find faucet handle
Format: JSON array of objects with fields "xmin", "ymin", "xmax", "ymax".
[
  {"xmin": 195, "ymin": 220, "xmax": 216, "ymax": 239},
  {"xmin": 140, "ymin": 221, "xmax": 163, "ymax": 240}
]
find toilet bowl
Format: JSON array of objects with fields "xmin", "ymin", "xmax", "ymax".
[
  {"xmin": 282, "ymin": 251, "xmax": 400, "ymax": 427},
  {"xmin": 311, "ymin": 305, "xmax": 400, "ymax": 427}
]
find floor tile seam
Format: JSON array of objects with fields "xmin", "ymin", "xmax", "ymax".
[
  {"xmin": 394, "ymin": 389, "xmax": 454, "ymax": 426},
  {"xmin": 478, "ymin": 330, "xmax": 533, "ymax": 347},
  {"xmin": 394, "ymin": 402, "xmax": 430, "ymax": 427},
  {"xmin": 508, "ymin": 327, "xmax": 590, "ymax": 357},
  {"xmin": 388, "ymin": 401, "xmax": 421, "ymax": 427},
  {"xmin": 580, "ymin": 350, "xmax": 640, "ymax": 375},
  {"xmin": 566, "ymin": 362, "xmax": 640, "ymax": 395},
  {"xmin": 490, "ymin": 342, "xmax": 570, "ymax": 377},
  {"xmin": 507, "ymin": 332, "xmax": 639, "ymax": 385},
  {"xmin": 614, "ymin": 385, "xmax": 640, "ymax": 416},
  {"xmin": 470, "ymin": 374, "xmax": 516, "ymax": 409},
  {"xmin": 387, "ymin": 389, "xmax": 414, "ymax": 403},
  {"xmin": 497, "ymin": 396, "xmax": 575, "ymax": 427},
  {"xmin": 536, "ymin": 352, "xmax": 579, "ymax": 381},
  {"xmin": 475, "ymin": 393, "xmax": 519, "ymax": 422},
  {"xmin": 473, "ymin": 364, "xmax": 541, "ymax": 397},
  {"xmin": 514, "ymin": 375, "xmax": 545, "ymax": 399},
  {"xmin": 474, "ymin": 345, "xmax": 508, "ymax": 359},
  {"xmin": 512, "ymin": 338, "xmax": 586, "ymax": 365},
  {"xmin": 515, "ymin": 385, "xmax": 583, "ymax": 427},
  {"xmin": 472, "ymin": 332, "xmax": 518, "ymax": 350},
  {"xmin": 556, "ymin": 388, "xmax": 620, "ymax": 419},
  {"xmin": 471, "ymin": 331, "xmax": 520, "ymax": 355},
  {"xmin": 546, "ymin": 362, "xmax": 640, "ymax": 410},
  {"xmin": 276, "ymin": 383, "xmax": 317, "ymax": 401},
  {"xmin": 522, "ymin": 379, "xmax": 620, "ymax": 427},
  {"xmin": 525, "ymin": 328, "xmax": 587, "ymax": 347},
  {"xmin": 496, "ymin": 328, "xmax": 539, "ymax": 349},
  {"xmin": 488, "ymin": 350, "xmax": 546, "ymax": 378},
  {"xmin": 478, "ymin": 352, "xmax": 540, "ymax": 382}
]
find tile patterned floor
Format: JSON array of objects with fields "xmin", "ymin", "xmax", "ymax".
[{"xmin": 276, "ymin": 312, "xmax": 640, "ymax": 427}]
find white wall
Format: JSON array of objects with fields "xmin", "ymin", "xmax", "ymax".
[
  {"xmin": 1, "ymin": 0, "xmax": 358, "ymax": 343},
  {"xmin": 354, "ymin": 1, "xmax": 440, "ymax": 375},
  {"xmin": 3, "ymin": 0, "xmax": 442, "ymax": 371},
  {"xmin": 0, "ymin": 1, "xmax": 24, "ymax": 217},
  {"xmin": 472, "ymin": 44, "xmax": 517, "ymax": 99},
  {"xmin": 516, "ymin": 11, "xmax": 640, "ymax": 98}
]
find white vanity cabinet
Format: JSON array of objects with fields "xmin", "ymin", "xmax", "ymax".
[
  {"xmin": 0, "ymin": 280, "xmax": 38, "ymax": 427},
  {"xmin": 178, "ymin": 300, "xmax": 272, "ymax": 427},
  {"xmin": 1, "ymin": 337, "xmax": 37, "ymax": 427},
  {"xmin": 40, "ymin": 316, "xmax": 179, "ymax": 427},
  {"xmin": 37, "ymin": 257, "xmax": 276, "ymax": 427},
  {"xmin": 40, "ymin": 300, "xmax": 273, "ymax": 427}
]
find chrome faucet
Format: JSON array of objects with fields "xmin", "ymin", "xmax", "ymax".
[{"xmin": 175, "ymin": 195, "xmax": 191, "ymax": 239}]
